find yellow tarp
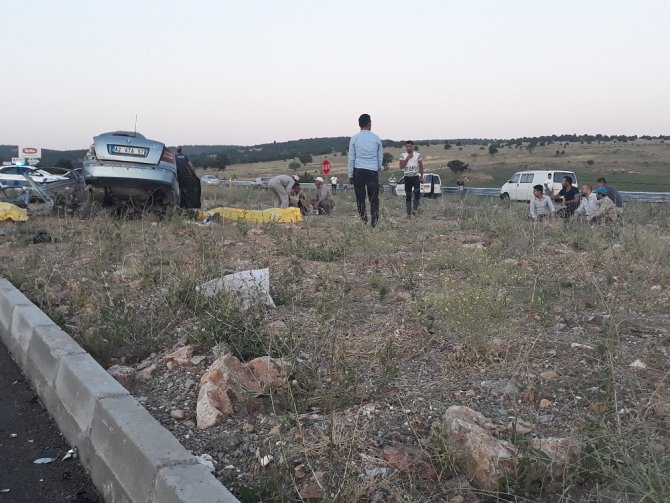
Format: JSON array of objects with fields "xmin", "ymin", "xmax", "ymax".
[
  {"xmin": 0, "ymin": 202, "xmax": 29, "ymax": 222},
  {"xmin": 196, "ymin": 206, "xmax": 303, "ymax": 223}
]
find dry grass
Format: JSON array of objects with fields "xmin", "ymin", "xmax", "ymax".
[{"xmin": 1, "ymin": 187, "xmax": 669, "ymax": 501}]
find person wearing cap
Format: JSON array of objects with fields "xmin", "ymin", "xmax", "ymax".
[
  {"xmin": 529, "ymin": 184, "xmax": 555, "ymax": 220},
  {"xmin": 399, "ymin": 140, "xmax": 424, "ymax": 217},
  {"xmin": 573, "ymin": 184, "xmax": 598, "ymax": 219},
  {"xmin": 552, "ymin": 175, "xmax": 580, "ymax": 218},
  {"xmin": 311, "ymin": 176, "xmax": 335, "ymax": 215},
  {"xmin": 588, "ymin": 186, "xmax": 618, "ymax": 223},
  {"xmin": 268, "ymin": 174, "xmax": 299, "ymax": 208},
  {"xmin": 175, "ymin": 146, "xmax": 201, "ymax": 208},
  {"xmin": 348, "ymin": 113, "xmax": 383, "ymax": 227}
]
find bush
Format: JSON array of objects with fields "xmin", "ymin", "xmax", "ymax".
[{"xmin": 447, "ymin": 160, "xmax": 469, "ymax": 175}]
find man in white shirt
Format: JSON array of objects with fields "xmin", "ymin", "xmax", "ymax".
[
  {"xmin": 529, "ymin": 184, "xmax": 555, "ymax": 220},
  {"xmin": 330, "ymin": 175, "xmax": 338, "ymax": 191},
  {"xmin": 543, "ymin": 173, "xmax": 554, "ymax": 196},
  {"xmin": 398, "ymin": 140, "xmax": 424, "ymax": 217},
  {"xmin": 573, "ymin": 184, "xmax": 598, "ymax": 219}
]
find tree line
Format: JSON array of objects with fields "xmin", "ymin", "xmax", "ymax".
[{"xmin": 1, "ymin": 132, "xmax": 667, "ymax": 169}]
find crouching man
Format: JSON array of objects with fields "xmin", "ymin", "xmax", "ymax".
[
  {"xmin": 311, "ymin": 176, "xmax": 335, "ymax": 215},
  {"xmin": 289, "ymin": 184, "xmax": 310, "ymax": 215}
]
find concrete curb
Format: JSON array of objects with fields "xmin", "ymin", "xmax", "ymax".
[{"xmin": 0, "ymin": 277, "xmax": 239, "ymax": 503}]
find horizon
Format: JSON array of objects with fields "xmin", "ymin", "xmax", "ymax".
[
  {"xmin": 1, "ymin": 131, "xmax": 664, "ymax": 154},
  {"xmin": 3, "ymin": 0, "xmax": 669, "ymax": 150}
]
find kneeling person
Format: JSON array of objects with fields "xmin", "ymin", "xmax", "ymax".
[{"xmin": 311, "ymin": 177, "xmax": 335, "ymax": 214}]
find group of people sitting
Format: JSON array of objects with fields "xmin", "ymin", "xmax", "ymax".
[
  {"xmin": 268, "ymin": 174, "xmax": 335, "ymax": 215},
  {"xmin": 530, "ymin": 176, "xmax": 623, "ymax": 223}
]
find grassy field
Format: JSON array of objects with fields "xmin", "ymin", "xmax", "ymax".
[
  {"xmin": 1, "ymin": 188, "xmax": 669, "ymax": 501},
  {"xmin": 203, "ymin": 139, "xmax": 670, "ymax": 192}
]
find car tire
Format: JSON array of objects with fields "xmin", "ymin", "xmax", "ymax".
[
  {"xmin": 78, "ymin": 188, "xmax": 100, "ymax": 219},
  {"xmin": 500, "ymin": 193, "xmax": 510, "ymax": 200}
]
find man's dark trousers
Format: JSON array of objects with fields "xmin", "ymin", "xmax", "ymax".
[
  {"xmin": 404, "ymin": 175, "xmax": 420, "ymax": 215},
  {"xmin": 353, "ymin": 168, "xmax": 379, "ymax": 227}
]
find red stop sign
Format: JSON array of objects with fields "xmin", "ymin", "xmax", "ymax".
[{"xmin": 321, "ymin": 160, "xmax": 331, "ymax": 174}]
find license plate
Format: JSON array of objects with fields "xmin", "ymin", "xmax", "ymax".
[{"xmin": 110, "ymin": 145, "xmax": 148, "ymax": 156}]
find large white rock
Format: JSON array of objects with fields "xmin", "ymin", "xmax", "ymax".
[
  {"xmin": 196, "ymin": 354, "xmax": 289, "ymax": 429},
  {"xmin": 439, "ymin": 406, "xmax": 580, "ymax": 491},
  {"xmin": 441, "ymin": 406, "xmax": 517, "ymax": 491}
]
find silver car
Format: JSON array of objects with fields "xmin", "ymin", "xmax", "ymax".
[
  {"xmin": 82, "ymin": 131, "xmax": 179, "ymax": 215},
  {"xmin": 201, "ymin": 175, "xmax": 221, "ymax": 185}
]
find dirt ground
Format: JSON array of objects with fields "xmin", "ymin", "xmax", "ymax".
[{"xmin": 1, "ymin": 191, "xmax": 669, "ymax": 502}]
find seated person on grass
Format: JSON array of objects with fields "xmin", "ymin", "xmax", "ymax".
[
  {"xmin": 529, "ymin": 184, "xmax": 555, "ymax": 220},
  {"xmin": 573, "ymin": 184, "xmax": 598, "ymax": 220},
  {"xmin": 594, "ymin": 177, "xmax": 624, "ymax": 210},
  {"xmin": 588, "ymin": 187, "xmax": 619, "ymax": 223},
  {"xmin": 552, "ymin": 175, "xmax": 580, "ymax": 217}
]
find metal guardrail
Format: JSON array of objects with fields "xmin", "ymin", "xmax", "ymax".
[
  {"xmin": 617, "ymin": 191, "xmax": 670, "ymax": 203},
  {"xmin": 441, "ymin": 187, "xmax": 670, "ymax": 203},
  {"xmin": 210, "ymin": 180, "xmax": 670, "ymax": 203}
]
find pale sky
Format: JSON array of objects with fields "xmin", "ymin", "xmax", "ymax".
[{"xmin": 3, "ymin": 0, "xmax": 669, "ymax": 150}]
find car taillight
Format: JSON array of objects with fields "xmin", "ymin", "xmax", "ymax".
[
  {"xmin": 161, "ymin": 148, "xmax": 175, "ymax": 164},
  {"xmin": 87, "ymin": 144, "xmax": 97, "ymax": 159}
]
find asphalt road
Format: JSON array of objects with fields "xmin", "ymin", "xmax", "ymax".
[{"xmin": 0, "ymin": 343, "xmax": 100, "ymax": 503}]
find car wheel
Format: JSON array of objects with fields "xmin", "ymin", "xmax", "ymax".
[
  {"xmin": 79, "ymin": 188, "xmax": 100, "ymax": 219},
  {"xmin": 500, "ymin": 193, "xmax": 510, "ymax": 200}
]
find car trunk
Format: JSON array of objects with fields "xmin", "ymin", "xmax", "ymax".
[{"xmin": 92, "ymin": 133, "xmax": 164, "ymax": 166}]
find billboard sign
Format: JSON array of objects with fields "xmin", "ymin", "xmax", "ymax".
[{"xmin": 18, "ymin": 146, "xmax": 42, "ymax": 159}]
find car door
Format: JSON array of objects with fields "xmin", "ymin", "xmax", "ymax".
[
  {"xmin": 395, "ymin": 176, "xmax": 405, "ymax": 197},
  {"xmin": 518, "ymin": 173, "xmax": 535, "ymax": 200},
  {"xmin": 424, "ymin": 174, "xmax": 442, "ymax": 196},
  {"xmin": 507, "ymin": 173, "xmax": 521, "ymax": 199}
]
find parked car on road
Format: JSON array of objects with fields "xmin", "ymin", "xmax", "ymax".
[
  {"xmin": 253, "ymin": 176, "xmax": 272, "ymax": 187},
  {"xmin": 395, "ymin": 173, "xmax": 442, "ymax": 198},
  {"xmin": 500, "ymin": 170, "xmax": 577, "ymax": 201},
  {"xmin": 201, "ymin": 175, "xmax": 221, "ymax": 185}
]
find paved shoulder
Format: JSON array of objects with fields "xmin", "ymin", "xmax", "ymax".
[{"xmin": 0, "ymin": 343, "xmax": 100, "ymax": 503}]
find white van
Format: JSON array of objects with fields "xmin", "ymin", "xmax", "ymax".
[
  {"xmin": 500, "ymin": 170, "xmax": 577, "ymax": 201},
  {"xmin": 396, "ymin": 173, "xmax": 442, "ymax": 198}
]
